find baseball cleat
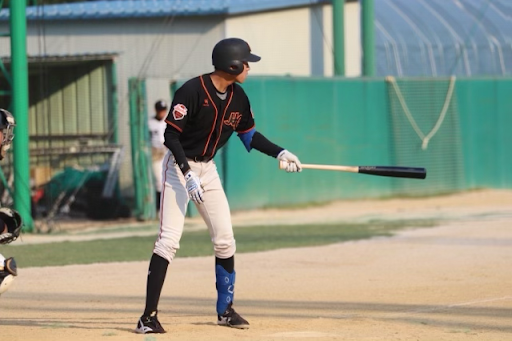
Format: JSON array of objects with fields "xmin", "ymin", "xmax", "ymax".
[
  {"xmin": 135, "ymin": 311, "xmax": 166, "ymax": 334},
  {"xmin": 217, "ymin": 303, "xmax": 249, "ymax": 329}
]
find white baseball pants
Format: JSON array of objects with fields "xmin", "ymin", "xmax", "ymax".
[{"xmin": 153, "ymin": 151, "xmax": 236, "ymax": 262}]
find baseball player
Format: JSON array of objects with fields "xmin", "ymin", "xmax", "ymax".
[
  {"xmin": 0, "ymin": 108, "xmax": 22, "ymax": 296},
  {"xmin": 135, "ymin": 38, "xmax": 302, "ymax": 334},
  {"xmin": 149, "ymin": 100, "xmax": 169, "ymax": 211}
]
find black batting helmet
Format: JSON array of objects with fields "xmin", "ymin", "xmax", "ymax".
[
  {"xmin": 154, "ymin": 100, "xmax": 168, "ymax": 112},
  {"xmin": 212, "ymin": 38, "xmax": 261, "ymax": 75}
]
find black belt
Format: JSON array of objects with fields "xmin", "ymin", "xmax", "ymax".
[{"xmin": 188, "ymin": 156, "xmax": 212, "ymax": 163}]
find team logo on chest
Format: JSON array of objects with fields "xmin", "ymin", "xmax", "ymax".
[
  {"xmin": 224, "ymin": 112, "xmax": 242, "ymax": 130},
  {"xmin": 172, "ymin": 104, "xmax": 188, "ymax": 120}
]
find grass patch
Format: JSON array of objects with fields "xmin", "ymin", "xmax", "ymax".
[{"xmin": 6, "ymin": 219, "xmax": 438, "ymax": 268}]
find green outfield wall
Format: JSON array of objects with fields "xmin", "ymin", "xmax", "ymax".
[
  {"xmin": 456, "ymin": 79, "xmax": 512, "ymax": 189},
  {"xmin": 170, "ymin": 77, "xmax": 512, "ymax": 213}
]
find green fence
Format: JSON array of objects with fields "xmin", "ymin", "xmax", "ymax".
[
  {"xmin": 220, "ymin": 77, "xmax": 394, "ymax": 211},
  {"xmin": 386, "ymin": 76, "xmax": 465, "ymax": 195},
  {"xmin": 129, "ymin": 78, "xmax": 156, "ymax": 220},
  {"xmin": 456, "ymin": 79, "xmax": 512, "ymax": 188},
  {"xmin": 163, "ymin": 76, "xmax": 512, "ymax": 215}
]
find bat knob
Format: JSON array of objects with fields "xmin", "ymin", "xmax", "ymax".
[{"xmin": 278, "ymin": 160, "xmax": 288, "ymax": 170}]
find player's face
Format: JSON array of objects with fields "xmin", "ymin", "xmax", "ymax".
[
  {"xmin": 156, "ymin": 109, "xmax": 167, "ymax": 121},
  {"xmin": 235, "ymin": 62, "xmax": 250, "ymax": 83}
]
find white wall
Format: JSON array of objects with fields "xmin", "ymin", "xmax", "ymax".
[
  {"xmin": 344, "ymin": 1, "xmax": 362, "ymax": 77},
  {"xmin": 321, "ymin": 2, "xmax": 361, "ymax": 77},
  {"xmin": 226, "ymin": 3, "xmax": 360, "ymax": 77},
  {"xmin": 321, "ymin": 4, "xmax": 334, "ymax": 77},
  {"xmin": 145, "ymin": 78, "xmax": 172, "ymax": 120},
  {"xmin": 226, "ymin": 7, "xmax": 312, "ymax": 76}
]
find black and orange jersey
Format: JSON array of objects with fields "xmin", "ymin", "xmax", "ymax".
[{"xmin": 165, "ymin": 73, "xmax": 255, "ymax": 161}]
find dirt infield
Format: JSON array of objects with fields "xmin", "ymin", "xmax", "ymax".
[{"xmin": 1, "ymin": 189, "xmax": 511, "ymax": 340}]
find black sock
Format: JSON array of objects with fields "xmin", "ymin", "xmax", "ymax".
[
  {"xmin": 143, "ymin": 253, "xmax": 169, "ymax": 316},
  {"xmin": 215, "ymin": 255, "xmax": 234, "ymax": 273}
]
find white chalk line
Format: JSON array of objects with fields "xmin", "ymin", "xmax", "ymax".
[{"xmin": 391, "ymin": 296, "xmax": 512, "ymax": 317}]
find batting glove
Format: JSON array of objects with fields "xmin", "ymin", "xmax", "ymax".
[
  {"xmin": 184, "ymin": 171, "xmax": 204, "ymax": 204},
  {"xmin": 277, "ymin": 149, "xmax": 302, "ymax": 173}
]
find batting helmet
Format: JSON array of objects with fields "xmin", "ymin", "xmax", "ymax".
[
  {"xmin": 212, "ymin": 38, "xmax": 261, "ymax": 75},
  {"xmin": 154, "ymin": 100, "xmax": 168, "ymax": 112},
  {"xmin": 0, "ymin": 109, "xmax": 15, "ymax": 160}
]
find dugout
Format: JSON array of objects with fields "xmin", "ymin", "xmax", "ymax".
[{"xmin": 0, "ymin": 53, "xmax": 128, "ymax": 228}]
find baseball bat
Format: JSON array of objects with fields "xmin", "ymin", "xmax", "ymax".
[{"xmin": 279, "ymin": 161, "xmax": 426, "ymax": 179}]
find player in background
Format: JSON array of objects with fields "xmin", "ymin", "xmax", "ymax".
[
  {"xmin": 149, "ymin": 100, "xmax": 169, "ymax": 212},
  {"xmin": 135, "ymin": 38, "xmax": 302, "ymax": 334},
  {"xmin": 0, "ymin": 109, "xmax": 23, "ymax": 296}
]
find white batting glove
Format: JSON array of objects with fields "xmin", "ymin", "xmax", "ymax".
[
  {"xmin": 277, "ymin": 149, "xmax": 302, "ymax": 173},
  {"xmin": 184, "ymin": 170, "xmax": 204, "ymax": 204}
]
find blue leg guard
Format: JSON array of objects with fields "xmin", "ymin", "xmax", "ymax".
[{"xmin": 216, "ymin": 265, "xmax": 236, "ymax": 315}]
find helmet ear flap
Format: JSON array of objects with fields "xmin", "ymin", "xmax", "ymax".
[{"xmin": 226, "ymin": 60, "xmax": 244, "ymax": 75}]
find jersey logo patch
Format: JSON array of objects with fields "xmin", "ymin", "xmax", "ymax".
[
  {"xmin": 203, "ymin": 99, "xmax": 209, "ymax": 107},
  {"xmin": 172, "ymin": 104, "xmax": 188, "ymax": 120},
  {"xmin": 224, "ymin": 112, "xmax": 242, "ymax": 130}
]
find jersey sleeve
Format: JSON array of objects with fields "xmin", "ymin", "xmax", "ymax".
[
  {"xmin": 235, "ymin": 90, "xmax": 255, "ymax": 134},
  {"xmin": 163, "ymin": 81, "xmax": 198, "ymax": 175},
  {"xmin": 165, "ymin": 84, "xmax": 198, "ymax": 133}
]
